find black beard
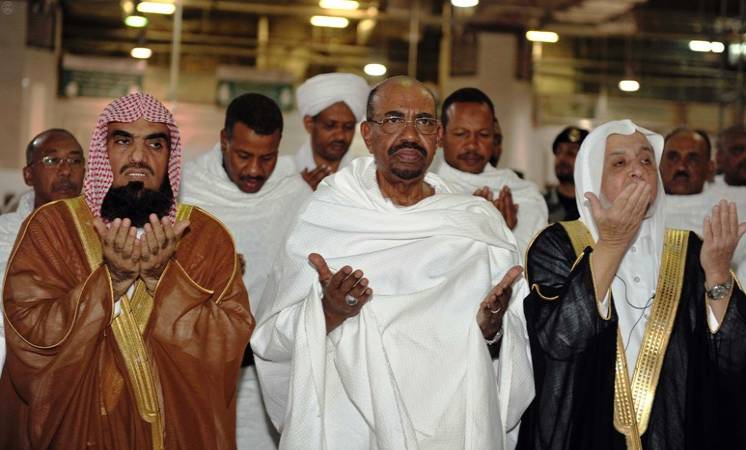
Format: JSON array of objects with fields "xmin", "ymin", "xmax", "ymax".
[
  {"xmin": 100, "ymin": 181, "xmax": 174, "ymax": 227},
  {"xmin": 556, "ymin": 173, "xmax": 574, "ymax": 184}
]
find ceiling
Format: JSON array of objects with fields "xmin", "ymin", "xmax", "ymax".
[{"xmin": 24, "ymin": 0, "xmax": 746, "ymax": 103}]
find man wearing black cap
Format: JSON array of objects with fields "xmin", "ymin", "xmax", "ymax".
[{"xmin": 544, "ymin": 126, "xmax": 588, "ymax": 222}]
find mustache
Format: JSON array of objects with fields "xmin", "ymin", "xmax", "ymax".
[
  {"xmin": 457, "ymin": 151, "xmax": 485, "ymax": 161},
  {"xmin": 120, "ymin": 162, "xmax": 155, "ymax": 176},
  {"xmin": 329, "ymin": 140, "xmax": 348, "ymax": 147},
  {"xmin": 388, "ymin": 140, "xmax": 427, "ymax": 157},
  {"xmin": 52, "ymin": 179, "xmax": 77, "ymax": 192},
  {"xmin": 673, "ymin": 170, "xmax": 690, "ymax": 179}
]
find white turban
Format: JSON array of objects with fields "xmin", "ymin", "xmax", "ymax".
[{"xmin": 295, "ymin": 73, "xmax": 370, "ymax": 121}]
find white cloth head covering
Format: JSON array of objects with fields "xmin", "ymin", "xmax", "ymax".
[
  {"xmin": 295, "ymin": 73, "xmax": 370, "ymax": 121},
  {"xmin": 575, "ymin": 119, "xmax": 667, "ymax": 374}
]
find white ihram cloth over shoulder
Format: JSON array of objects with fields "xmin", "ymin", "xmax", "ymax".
[
  {"xmin": 180, "ymin": 145, "xmax": 311, "ymax": 317},
  {"xmin": 0, "ymin": 191, "xmax": 35, "ymax": 370},
  {"xmin": 251, "ymin": 156, "xmax": 534, "ymax": 450},
  {"xmin": 432, "ymin": 155, "xmax": 548, "ymax": 253}
]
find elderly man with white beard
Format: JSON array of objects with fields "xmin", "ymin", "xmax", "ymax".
[
  {"xmin": 251, "ymin": 76, "xmax": 534, "ymax": 450},
  {"xmin": 432, "ymin": 87, "xmax": 548, "ymax": 253},
  {"xmin": 180, "ymin": 93, "xmax": 311, "ymax": 450},
  {"xmin": 517, "ymin": 120, "xmax": 746, "ymax": 450}
]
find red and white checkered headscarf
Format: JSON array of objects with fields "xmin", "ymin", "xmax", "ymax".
[{"xmin": 84, "ymin": 92, "xmax": 182, "ymax": 223}]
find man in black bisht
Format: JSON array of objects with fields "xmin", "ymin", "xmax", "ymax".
[{"xmin": 517, "ymin": 120, "xmax": 746, "ymax": 450}]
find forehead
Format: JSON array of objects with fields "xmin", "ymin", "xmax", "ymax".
[
  {"xmin": 34, "ymin": 133, "xmax": 82, "ymax": 155},
  {"xmin": 605, "ymin": 132, "xmax": 653, "ymax": 155},
  {"xmin": 664, "ymin": 132, "xmax": 706, "ymax": 153},
  {"xmin": 107, "ymin": 117, "xmax": 169, "ymax": 136},
  {"xmin": 372, "ymin": 81, "xmax": 435, "ymax": 116},
  {"xmin": 446, "ymin": 102, "xmax": 493, "ymax": 124}
]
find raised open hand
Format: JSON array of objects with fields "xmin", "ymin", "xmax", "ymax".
[
  {"xmin": 585, "ymin": 181, "xmax": 652, "ymax": 250},
  {"xmin": 477, "ymin": 265, "xmax": 523, "ymax": 341},
  {"xmin": 301, "ymin": 165, "xmax": 332, "ymax": 191},
  {"xmin": 701, "ymin": 200, "xmax": 746, "ymax": 285},
  {"xmin": 308, "ymin": 252, "xmax": 373, "ymax": 333}
]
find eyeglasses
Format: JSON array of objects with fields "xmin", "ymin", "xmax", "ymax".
[
  {"xmin": 367, "ymin": 116, "xmax": 439, "ymax": 135},
  {"xmin": 35, "ymin": 155, "xmax": 85, "ymax": 168}
]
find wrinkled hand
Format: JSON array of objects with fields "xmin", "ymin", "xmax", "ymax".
[
  {"xmin": 308, "ymin": 253, "xmax": 373, "ymax": 333},
  {"xmin": 477, "ymin": 266, "xmax": 523, "ymax": 340},
  {"xmin": 301, "ymin": 165, "xmax": 332, "ymax": 191},
  {"xmin": 474, "ymin": 186, "xmax": 519, "ymax": 230},
  {"xmin": 94, "ymin": 217, "xmax": 140, "ymax": 299},
  {"xmin": 701, "ymin": 200, "xmax": 746, "ymax": 285},
  {"xmin": 585, "ymin": 181, "xmax": 652, "ymax": 250},
  {"xmin": 140, "ymin": 214, "xmax": 190, "ymax": 294}
]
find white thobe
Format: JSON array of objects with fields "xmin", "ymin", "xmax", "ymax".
[
  {"xmin": 433, "ymin": 158, "xmax": 548, "ymax": 253},
  {"xmin": 252, "ymin": 156, "xmax": 534, "ymax": 450},
  {"xmin": 180, "ymin": 146, "xmax": 312, "ymax": 450},
  {"xmin": 0, "ymin": 191, "xmax": 35, "ymax": 371}
]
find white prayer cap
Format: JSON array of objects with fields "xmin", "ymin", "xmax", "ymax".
[{"xmin": 296, "ymin": 73, "xmax": 370, "ymax": 121}]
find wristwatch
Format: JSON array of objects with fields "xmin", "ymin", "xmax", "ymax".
[{"xmin": 705, "ymin": 278, "xmax": 733, "ymax": 301}]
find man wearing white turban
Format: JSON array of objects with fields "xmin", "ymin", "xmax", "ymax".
[
  {"xmin": 517, "ymin": 120, "xmax": 746, "ymax": 450},
  {"xmin": 294, "ymin": 72, "xmax": 370, "ymax": 190}
]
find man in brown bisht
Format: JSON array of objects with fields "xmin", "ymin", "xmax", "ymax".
[{"xmin": 0, "ymin": 93, "xmax": 253, "ymax": 450}]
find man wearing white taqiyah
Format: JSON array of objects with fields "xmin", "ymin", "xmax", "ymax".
[
  {"xmin": 252, "ymin": 76, "xmax": 533, "ymax": 450},
  {"xmin": 433, "ymin": 87, "xmax": 548, "ymax": 252},
  {"xmin": 293, "ymin": 72, "xmax": 370, "ymax": 190},
  {"xmin": 181, "ymin": 93, "xmax": 311, "ymax": 450},
  {"xmin": 0, "ymin": 129, "xmax": 85, "ymax": 371}
]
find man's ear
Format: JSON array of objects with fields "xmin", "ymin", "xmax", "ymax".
[
  {"xmin": 360, "ymin": 121, "xmax": 374, "ymax": 154},
  {"xmin": 706, "ymin": 159, "xmax": 716, "ymax": 182},
  {"xmin": 22, "ymin": 165, "xmax": 33, "ymax": 187},
  {"xmin": 220, "ymin": 129, "xmax": 228, "ymax": 153},
  {"xmin": 303, "ymin": 115, "xmax": 315, "ymax": 134}
]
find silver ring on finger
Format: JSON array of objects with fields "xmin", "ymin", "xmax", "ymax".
[{"xmin": 345, "ymin": 294, "xmax": 359, "ymax": 306}]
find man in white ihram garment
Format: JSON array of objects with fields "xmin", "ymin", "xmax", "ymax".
[
  {"xmin": 0, "ymin": 129, "xmax": 85, "ymax": 372},
  {"xmin": 252, "ymin": 76, "xmax": 534, "ymax": 450},
  {"xmin": 292, "ymin": 72, "xmax": 370, "ymax": 190},
  {"xmin": 661, "ymin": 127, "xmax": 746, "ymax": 291},
  {"xmin": 432, "ymin": 87, "xmax": 548, "ymax": 253},
  {"xmin": 180, "ymin": 93, "xmax": 311, "ymax": 450}
]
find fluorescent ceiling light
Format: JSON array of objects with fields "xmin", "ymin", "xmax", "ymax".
[
  {"xmin": 364, "ymin": 63, "xmax": 387, "ymax": 76},
  {"xmin": 618, "ymin": 79, "xmax": 640, "ymax": 92},
  {"xmin": 136, "ymin": 1, "xmax": 175, "ymax": 15},
  {"xmin": 526, "ymin": 30, "xmax": 559, "ymax": 43},
  {"xmin": 319, "ymin": 0, "xmax": 359, "ymax": 10},
  {"xmin": 710, "ymin": 41, "xmax": 725, "ymax": 53},
  {"xmin": 451, "ymin": 0, "xmax": 479, "ymax": 7},
  {"xmin": 124, "ymin": 15, "xmax": 148, "ymax": 28},
  {"xmin": 130, "ymin": 47, "xmax": 153, "ymax": 59},
  {"xmin": 689, "ymin": 40, "xmax": 712, "ymax": 52},
  {"xmin": 310, "ymin": 15, "xmax": 349, "ymax": 28}
]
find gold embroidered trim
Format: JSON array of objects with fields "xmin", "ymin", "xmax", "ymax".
[
  {"xmin": 559, "ymin": 221, "xmax": 689, "ymax": 446},
  {"xmin": 531, "ymin": 283, "xmax": 559, "ymax": 301},
  {"xmin": 65, "ymin": 197, "xmax": 164, "ymax": 450}
]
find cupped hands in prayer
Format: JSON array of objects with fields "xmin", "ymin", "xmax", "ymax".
[
  {"xmin": 477, "ymin": 265, "xmax": 523, "ymax": 341},
  {"xmin": 474, "ymin": 185, "xmax": 519, "ymax": 230},
  {"xmin": 93, "ymin": 213, "xmax": 190, "ymax": 298},
  {"xmin": 585, "ymin": 180, "xmax": 652, "ymax": 251},
  {"xmin": 308, "ymin": 252, "xmax": 373, "ymax": 333}
]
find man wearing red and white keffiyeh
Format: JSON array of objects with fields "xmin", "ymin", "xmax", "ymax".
[{"xmin": 0, "ymin": 92, "xmax": 253, "ymax": 450}]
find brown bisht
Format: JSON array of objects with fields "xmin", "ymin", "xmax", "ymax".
[
  {"xmin": 516, "ymin": 221, "xmax": 746, "ymax": 450},
  {"xmin": 0, "ymin": 197, "xmax": 254, "ymax": 450}
]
